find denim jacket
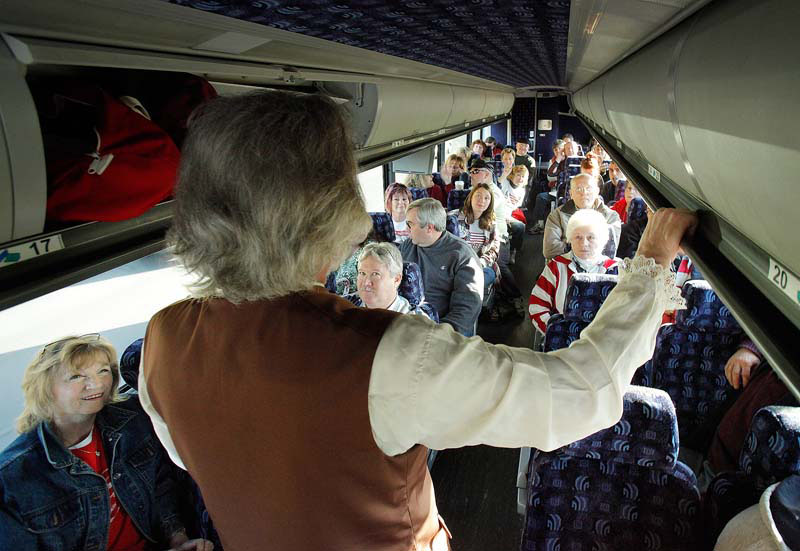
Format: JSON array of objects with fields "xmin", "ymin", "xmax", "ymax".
[{"xmin": 0, "ymin": 395, "xmax": 184, "ymax": 551}]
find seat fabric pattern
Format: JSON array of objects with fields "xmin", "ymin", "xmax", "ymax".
[
  {"xmin": 740, "ymin": 405, "xmax": 800, "ymax": 491},
  {"xmin": 445, "ymin": 213, "xmax": 460, "ymax": 237},
  {"xmin": 543, "ymin": 314, "xmax": 584, "ymax": 353},
  {"xmin": 446, "ymin": 189, "xmax": 469, "ymax": 211},
  {"xmin": 542, "ymin": 275, "xmax": 618, "ymax": 353},
  {"xmin": 562, "ymin": 273, "xmax": 618, "ymax": 323},
  {"xmin": 399, "ymin": 262, "xmax": 440, "ymax": 322},
  {"xmin": 524, "ymin": 387, "xmax": 701, "ymax": 551},
  {"xmin": 324, "ymin": 271, "xmax": 337, "ymax": 293},
  {"xmin": 368, "ymin": 211, "xmax": 396, "ymax": 242},
  {"xmin": 627, "ymin": 197, "xmax": 648, "ymax": 223},
  {"xmin": 398, "ymin": 261, "xmax": 424, "ymax": 308},
  {"xmin": 675, "ymin": 280, "xmax": 740, "ymax": 333},
  {"xmin": 120, "ymin": 338, "xmax": 144, "ymax": 390},
  {"xmin": 648, "ymin": 281, "xmax": 742, "ymax": 439},
  {"xmin": 703, "ymin": 406, "xmax": 800, "ymax": 547},
  {"xmin": 556, "ymin": 386, "xmax": 680, "ymax": 470},
  {"xmin": 409, "ymin": 187, "xmax": 428, "ymax": 201}
]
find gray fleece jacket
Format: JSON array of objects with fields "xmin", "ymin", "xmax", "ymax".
[{"xmin": 399, "ymin": 231, "xmax": 483, "ymax": 336}]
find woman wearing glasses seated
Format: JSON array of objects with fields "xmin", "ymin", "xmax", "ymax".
[
  {"xmin": 529, "ymin": 209, "xmax": 621, "ymax": 335},
  {"xmin": 542, "ymin": 173, "xmax": 621, "ymax": 261},
  {"xmin": 0, "ymin": 335, "xmax": 212, "ymax": 551}
]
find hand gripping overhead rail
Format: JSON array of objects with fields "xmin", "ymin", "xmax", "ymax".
[{"xmin": 572, "ymin": 0, "xmax": 800, "ymax": 399}]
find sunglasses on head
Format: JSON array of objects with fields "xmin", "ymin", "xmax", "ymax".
[{"xmin": 43, "ymin": 333, "xmax": 101, "ymax": 353}]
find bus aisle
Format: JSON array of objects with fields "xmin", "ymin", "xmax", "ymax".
[{"xmin": 430, "ymin": 226, "xmax": 546, "ymax": 550}]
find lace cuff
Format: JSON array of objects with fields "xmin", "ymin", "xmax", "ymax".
[{"xmin": 619, "ymin": 255, "xmax": 686, "ymax": 310}]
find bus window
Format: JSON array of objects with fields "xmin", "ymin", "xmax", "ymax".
[
  {"xmin": 358, "ymin": 166, "xmax": 385, "ymax": 212},
  {"xmin": 444, "ymin": 134, "xmax": 467, "ymax": 158}
]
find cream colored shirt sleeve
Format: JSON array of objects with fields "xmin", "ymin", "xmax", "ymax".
[
  {"xmin": 137, "ymin": 342, "xmax": 187, "ymax": 470},
  {"xmin": 368, "ymin": 256, "xmax": 681, "ymax": 456}
]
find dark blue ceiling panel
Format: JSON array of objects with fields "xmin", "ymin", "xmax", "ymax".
[{"xmin": 165, "ymin": 0, "xmax": 570, "ymax": 88}]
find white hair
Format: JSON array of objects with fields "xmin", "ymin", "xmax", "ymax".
[
  {"xmin": 566, "ymin": 208, "xmax": 609, "ymax": 243},
  {"xmin": 358, "ymin": 242, "xmax": 403, "ymax": 278}
]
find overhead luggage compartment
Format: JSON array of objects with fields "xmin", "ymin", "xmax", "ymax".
[
  {"xmin": 0, "ymin": 1, "xmax": 513, "ymax": 312},
  {"xmin": 572, "ymin": 0, "xmax": 800, "ymax": 397}
]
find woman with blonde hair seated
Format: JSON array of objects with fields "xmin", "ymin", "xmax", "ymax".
[
  {"xmin": 0, "ymin": 335, "xmax": 211, "ymax": 551},
  {"xmin": 529, "ymin": 209, "xmax": 621, "ymax": 335},
  {"xmin": 433, "ymin": 154, "xmax": 468, "ymax": 201},
  {"xmin": 404, "ymin": 173, "xmax": 445, "ymax": 206}
]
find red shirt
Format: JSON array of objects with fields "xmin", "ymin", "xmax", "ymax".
[
  {"xmin": 70, "ymin": 427, "xmax": 147, "ymax": 551},
  {"xmin": 611, "ymin": 198, "xmax": 628, "ymax": 223}
]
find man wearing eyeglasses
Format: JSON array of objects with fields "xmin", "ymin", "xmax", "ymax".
[{"xmin": 542, "ymin": 173, "xmax": 621, "ymax": 261}]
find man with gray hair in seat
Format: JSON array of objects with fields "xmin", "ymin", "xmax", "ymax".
[{"xmin": 399, "ymin": 198, "xmax": 483, "ymax": 336}]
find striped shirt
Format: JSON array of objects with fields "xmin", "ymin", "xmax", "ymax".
[{"xmin": 529, "ymin": 252, "xmax": 620, "ymax": 334}]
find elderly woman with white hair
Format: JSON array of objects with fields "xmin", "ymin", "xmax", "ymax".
[
  {"xmin": 346, "ymin": 242, "xmax": 432, "ymax": 318},
  {"xmin": 0, "ymin": 335, "xmax": 211, "ymax": 551},
  {"xmin": 529, "ymin": 209, "xmax": 621, "ymax": 335},
  {"xmin": 138, "ymin": 90, "xmax": 697, "ymax": 550}
]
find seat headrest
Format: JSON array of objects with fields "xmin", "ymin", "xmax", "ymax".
[
  {"xmin": 398, "ymin": 262, "xmax": 425, "ymax": 308},
  {"xmin": 409, "ymin": 187, "xmax": 428, "ymax": 201},
  {"xmin": 446, "ymin": 213, "xmax": 459, "ymax": 236},
  {"xmin": 676, "ymin": 280, "xmax": 740, "ymax": 333},
  {"xmin": 120, "ymin": 338, "xmax": 143, "ymax": 391},
  {"xmin": 543, "ymin": 314, "xmax": 585, "ymax": 352},
  {"xmin": 627, "ymin": 197, "xmax": 648, "ymax": 223},
  {"xmin": 740, "ymin": 405, "xmax": 800, "ymax": 486},
  {"xmin": 368, "ymin": 212, "xmax": 395, "ymax": 243},
  {"xmin": 563, "ymin": 273, "xmax": 618, "ymax": 322},
  {"xmin": 446, "ymin": 189, "xmax": 469, "ymax": 211},
  {"xmin": 559, "ymin": 386, "xmax": 679, "ymax": 470}
]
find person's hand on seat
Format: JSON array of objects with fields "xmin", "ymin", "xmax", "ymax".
[{"xmin": 724, "ymin": 347, "xmax": 761, "ymax": 389}]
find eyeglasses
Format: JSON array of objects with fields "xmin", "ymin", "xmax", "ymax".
[
  {"xmin": 572, "ymin": 185, "xmax": 597, "ymax": 194},
  {"xmin": 470, "ymin": 168, "xmax": 489, "ymax": 174},
  {"xmin": 43, "ymin": 333, "xmax": 101, "ymax": 353}
]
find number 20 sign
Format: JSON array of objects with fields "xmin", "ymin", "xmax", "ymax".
[{"xmin": 769, "ymin": 258, "xmax": 800, "ymax": 307}]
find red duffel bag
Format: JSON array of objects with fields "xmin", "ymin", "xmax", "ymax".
[{"xmin": 43, "ymin": 84, "xmax": 180, "ymax": 223}]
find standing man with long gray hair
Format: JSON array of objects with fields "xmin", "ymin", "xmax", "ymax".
[{"xmin": 140, "ymin": 90, "xmax": 696, "ymax": 551}]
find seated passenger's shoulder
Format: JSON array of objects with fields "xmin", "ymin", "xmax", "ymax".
[{"xmin": 0, "ymin": 429, "xmax": 40, "ymax": 470}]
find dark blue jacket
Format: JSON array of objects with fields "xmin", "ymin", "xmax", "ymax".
[{"xmin": 0, "ymin": 395, "xmax": 183, "ymax": 551}]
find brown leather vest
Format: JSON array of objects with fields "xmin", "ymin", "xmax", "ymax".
[{"xmin": 143, "ymin": 287, "xmax": 447, "ymax": 550}]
